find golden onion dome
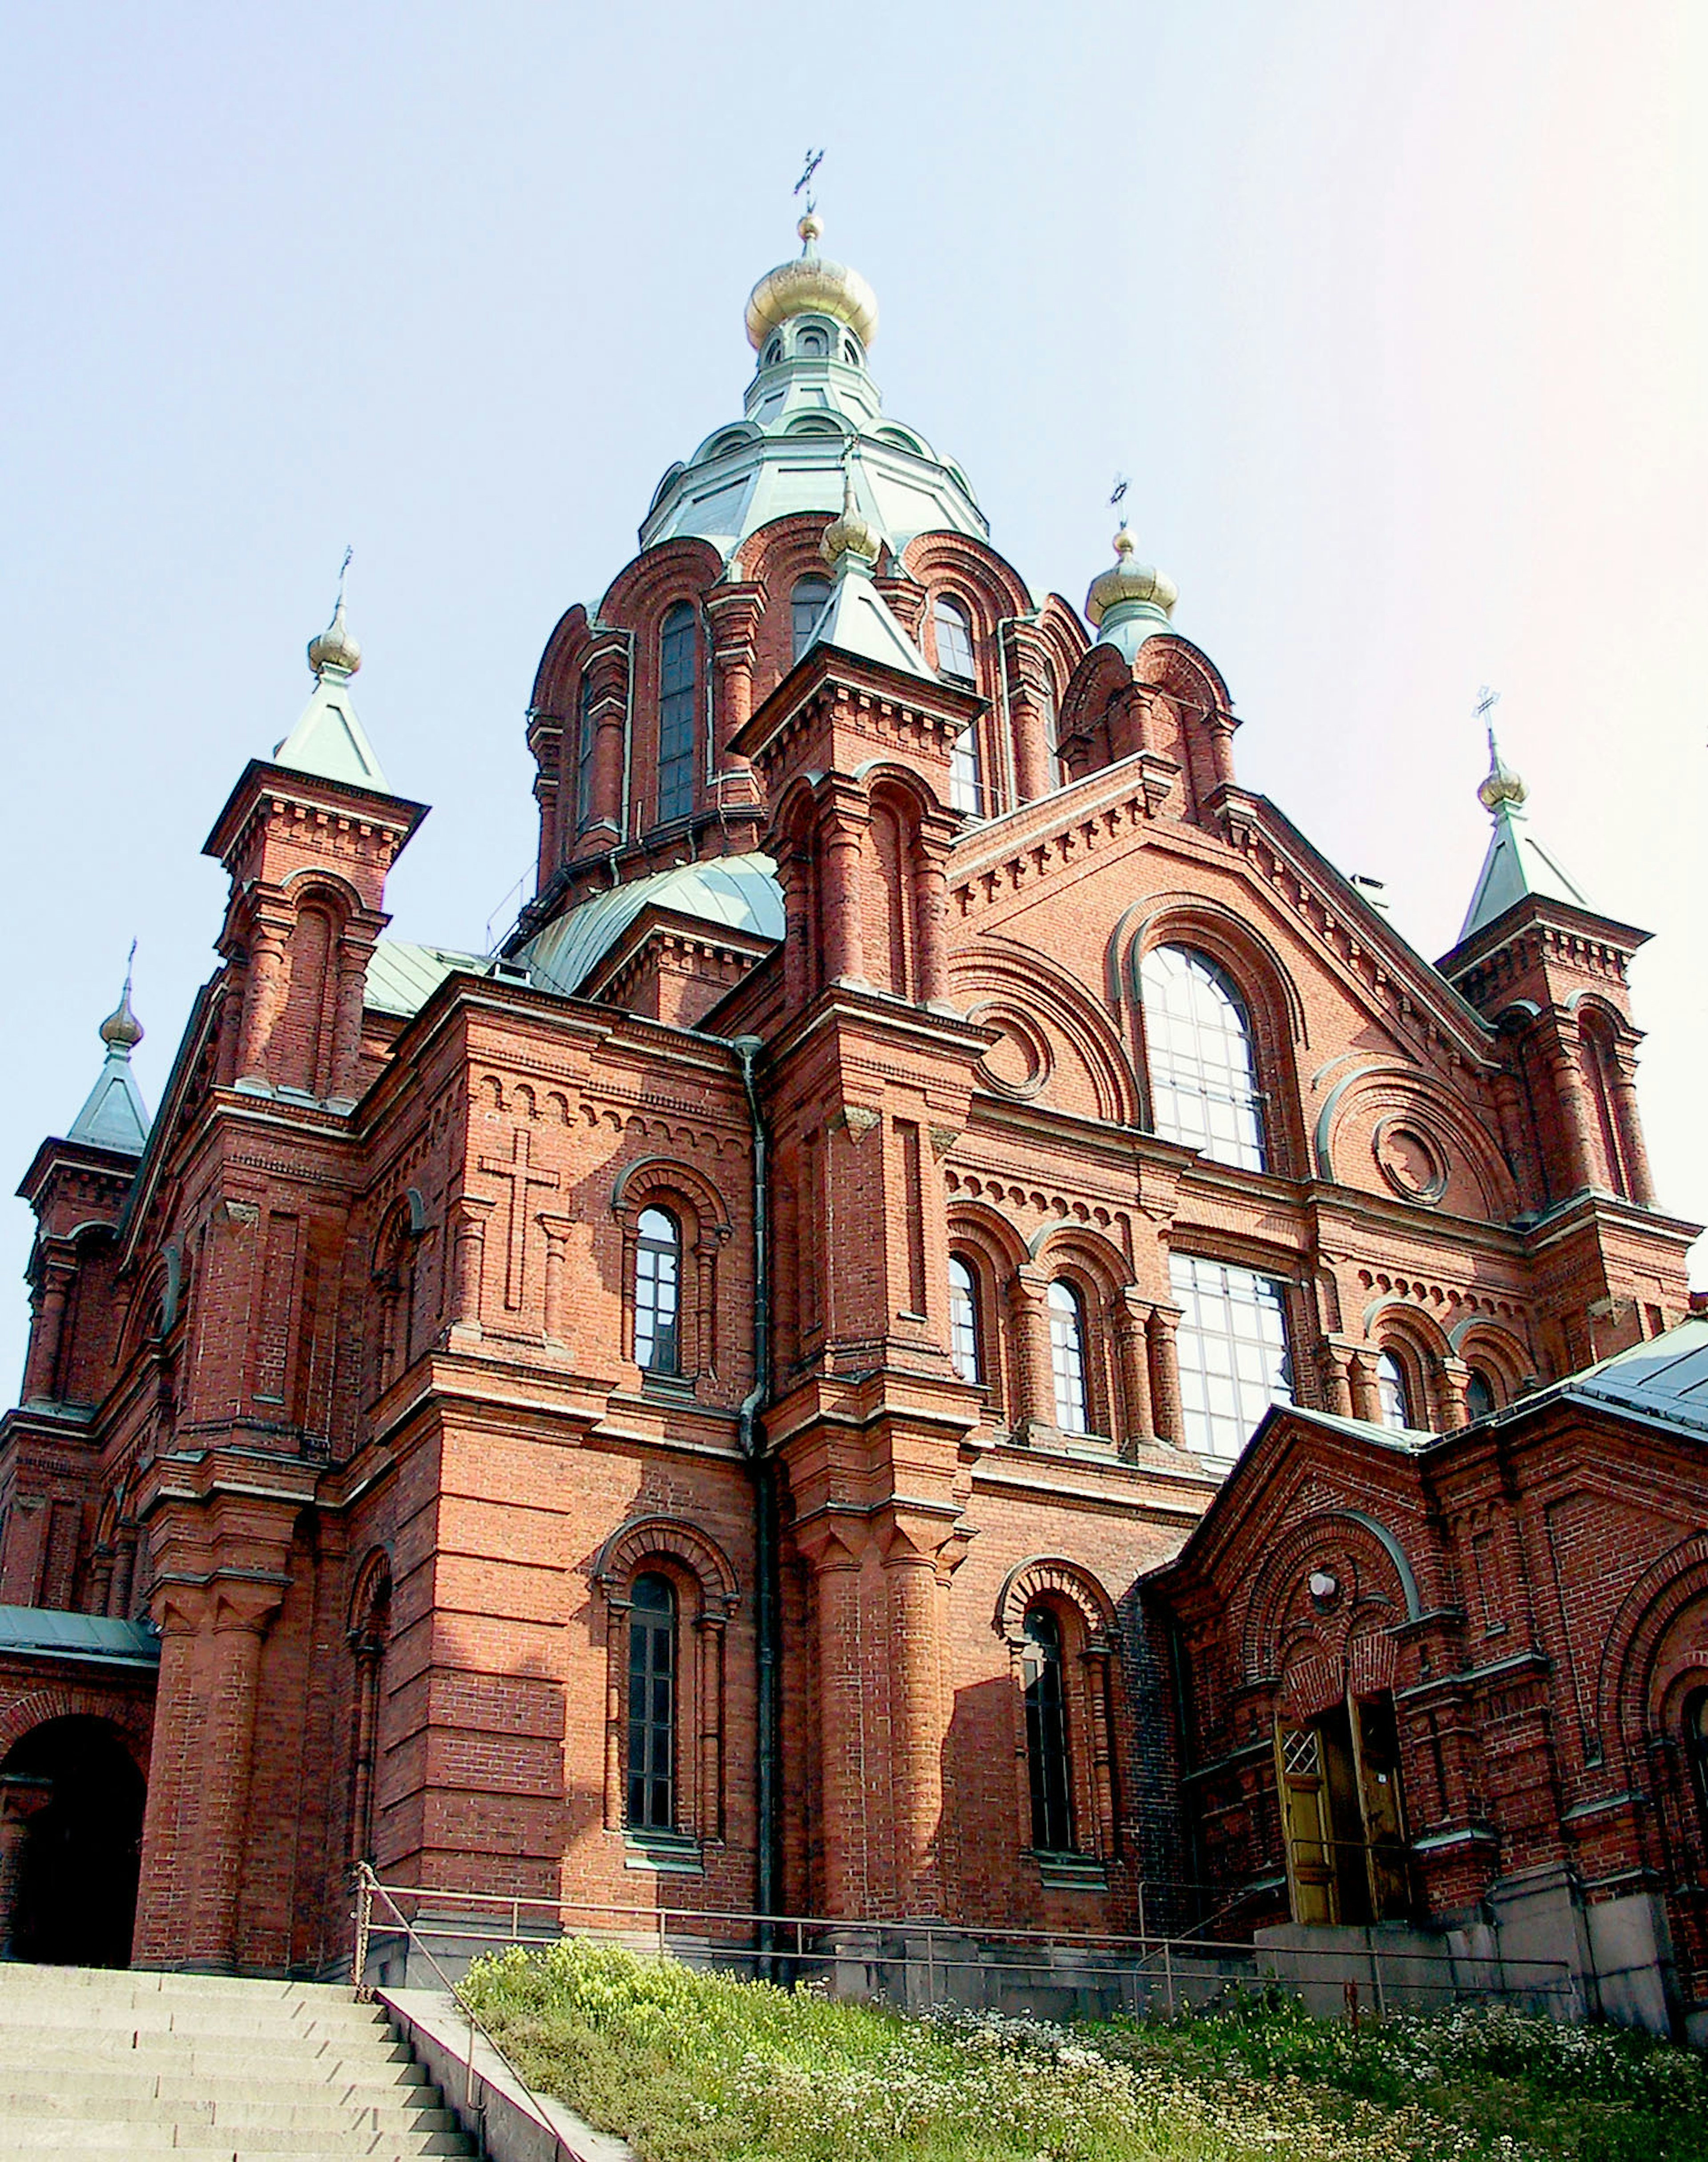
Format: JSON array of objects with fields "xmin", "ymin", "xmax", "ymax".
[
  {"xmin": 306, "ymin": 594, "xmax": 362, "ymax": 679},
  {"xmin": 820, "ymin": 464, "xmax": 882, "ymax": 568},
  {"xmin": 745, "ymin": 213, "xmax": 879, "ymax": 353},
  {"xmin": 1084, "ymin": 526, "xmax": 1178, "ymax": 628},
  {"xmin": 98, "ymin": 974, "xmax": 144, "ymax": 1052},
  {"xmin": 1478, "ymin": 737, "xmax": 1527, "ymax": 812}
]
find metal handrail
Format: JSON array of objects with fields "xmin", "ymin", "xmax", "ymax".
[{"xmin": 353, "ymin": 1860, "xmax": 576, "ymax": 2162}]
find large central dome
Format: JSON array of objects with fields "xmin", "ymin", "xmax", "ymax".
[{"xmin": 639, "ymin": 215, "xmax": 987, "ymax": 563}]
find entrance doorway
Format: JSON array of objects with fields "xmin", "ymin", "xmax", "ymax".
[
  {"xmin": 1275, "ymin": 1693, "xmax": 1411, "ymax": 1926},
  {"xmin": 0, "ymin": 1717, "xmax": 146, "ymax": 1966}
]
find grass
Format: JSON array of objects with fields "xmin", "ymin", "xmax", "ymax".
[{"xmin": 459, "ymin": 1938, "xmax": 1708, "ymax": 2162}]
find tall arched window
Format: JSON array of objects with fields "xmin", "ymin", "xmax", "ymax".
[
  {"xmin": 576, "ymin": 674, "xmax": 597, "ymax": 829},
  {"xmin": 1375, "ymin": 1351, "xmax": 1411, "ymax": 1432},
  {"xmin": 627, "ymin": 1572, "xmax": 677, "ymax": 1832},
  {"xmin": 948, "ymin": 1256, "xmax": 982, "ymax": 1384},
  {"xmin": 634, "ymin": 1208, "xmax": 681, "ymax": 1374},
  {"xmin": 1140, "ymin": 945, "xmax": 1267, "ymax": 1172},
  {"xmin": 1022, "ymin": 1606, "xmax": 1074, "ymax": 1853},
  {"xmin": 657, "ymin": 603, "xmax": 697, "ymax": 824},
  {"xmin": 1048, "ymin": 1280, "xmax": 1088, "ymax": 1433},
  {"xmin": 949, "ymin": 720, "xmax": 983, "ymax": 817},
  {"xmin": 791, "ymin": 576, "xmax": 830, "ymax": 662},
  {"xmin": 1169, "ymin": 1252, "xmax": 1293, "ymax": 1467},
  {"xmin": 1464, "ymin": 1368, "xmax": 1497, "ymax": 1421},
  {"xmin": 933, "ymin": 596, "xmax": 976, "ymax": 682}
]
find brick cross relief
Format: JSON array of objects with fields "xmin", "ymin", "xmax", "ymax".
[{"xmin": 479, "ymin": 1127, "xmax": 560, "ymax": 1312}]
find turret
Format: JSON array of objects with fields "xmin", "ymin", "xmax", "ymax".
[{"xmin": 202, "ymin": 581, "xmax": 426, "ymax": 1108}]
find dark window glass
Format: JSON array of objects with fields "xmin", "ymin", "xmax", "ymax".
[
  {"xmin": 934, "ymin": 596, "xmax": 976, "ymax": 682},
  {"xmin": 576, "ymin": 675, "xmax": 597, "ymax": 829},
  {"xmin": 949, "ymin": 1256, "xmax": 981, "ymax": 1384},
  {"xmin": 1140, "ymin": 946, "xmax": 1267, "ymax": 1172},
  {"xmin": 627, "ymin": 1572, "xmax": 676, "ymax": 1832},
  {"xmin": 1375, "ymin": 1351, "xmax": 1411, "ymax": 1432},
  {"xmin": 635, "ymin": 1207, "xmax": 681, "ymax": 1374},
  {"xmin": 1048, "ymin": 1280, "xmax": 1088, "ymax": 1433},
  {"xmin": 1023, "ymin": 1606, "xmax": 1074, "ymax": 1853},
  {"xmin": 791, "ymin": 576, "xmax": 830, "ymax": 662},
  {"xmin": 657, "ymin": 604, "xmax": 697, "ymax": 824},
  {"xmin": 1464, "ymin": 1369, "xmax": 1497, "ymax": 1420}
]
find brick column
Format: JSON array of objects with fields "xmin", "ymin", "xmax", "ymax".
[
  {"xmin": 1008, "ymin": 1268, "xmax": 1055, "ymax": 1432},
  {"xmin": 911, "ymin": 840, "xmax": 950, "ymax": 1008},
  {"xmin": 347, "ymin": 1631, "xmax": 383, "ymax": 1865},
  {"xmin": 21, "ymin": 1249, "xmax": 74, "ymax": 1405},
  {"xmin": 819, "ymin": 807, "xmax": 866, "ymax": 987},
  {"xmin": 694, "ymin": 1613, "xmax": 726, "ymax": 1845},
  {"xmin": 448, "ymin": 1198, "xmax": 493, "ymax": 1337},
  {"xmin": 236, "ymin": 919, "xmax": 290, "ymax": 1084},
  {"xmin": 1145, "ymin": 1303, "xmax": 1185, "ymax": 1448},
  {"xmin": 134, "ymin": 1594, "xmax": 206, "ymax": 1965},
  {"xmin": 1011, "ymin": 689, "xmax": 1052, "ymax": 804},
  {"xmin": 1439, "ymin": 1357, "xmax": 1473, "ymax": 1430},
  {"xmin": 880, "ymin": 1517, "xmax": 947, "ymax": 1915},
  {"xmin": 1115, "ymin": 1289, "xmax": 1154, "ymax": 1454},
  {"xmin": 1321, "ymin": 1345, "xmax": 1355, "ymax": 1419},
  {"xmin": 186, "ymin": 1583, "xmax": 285, "ymax": 1970},
  {"xmin": 1609, "ymin": 1054, "xmax": 1657, "ymax": 1206},
  {"xmin": 1349, "ymin": 1350, "xmax": 1383, "ymax": 1425},
  {"xmin": 539, "ymin": 1214, "xmax": 573, "ymax": 1345},
  {"xmin": 1544, "ymin": 1030, "xmax": 1600, "ymax": 1195},
  {"xmin": 804, "ymin": 1525, "xmax": 870, "ymax": 1918}
]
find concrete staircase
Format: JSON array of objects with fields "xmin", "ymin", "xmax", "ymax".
[{"xmin": 0, "ymin": 1963, "xmax": 475, "ymax": 2158}]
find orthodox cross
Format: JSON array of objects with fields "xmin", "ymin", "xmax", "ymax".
[
  {"xmin": 1475, "ymin": 683, "xmax": 1500, "ymax": 757},
  {"xmin": 1110, "ymin": 473, "xmax": 1130, "ymax": 516},
  {"xmin": 335, "ymin": 544, "xmax": 353, "ymax": 606},
  {"xmin": 478, "ymin": 1127, "xmax": 559, "ymax": 1311},
  {"xmin": 795, "ymin": 148, "xmax": 824, "ymax": 214}
]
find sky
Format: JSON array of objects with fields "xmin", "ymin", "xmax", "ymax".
[{"xmin": 1, "ymin": 0, "xmax": 1703, "ymax": 1396}]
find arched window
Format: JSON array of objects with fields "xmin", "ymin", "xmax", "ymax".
[
  {"xmin": 1169, "ymin": 1253, "xmax": 1293, "ymax": 1467},
  {"xmin": 1140, "ymin": 945, "xmax": 1267, "ymax": 1172},
  {"xmin": 1464, "ymin": 1368, "xmax": 1497, "ymax": 1421},
  {"xmin": 798, "ymin": 325, "xmax": 829, "ymax": 358},
  {"xmin": 627, "ymin": 1572, "xmax": 677, "ymax": 1832},
  {"xmin": 634, "ymin": 1208, "xmax": 681, "ymax": 1374},
  {"xmin": 657, "ymin": 603, "xmax": 697, "ymax": 824},
  {"xmin": 933, "ymin": 596, "xmax": 976, "ymax": 683},
  {"xmin": 948, "ymin": 1256, "xmax": 982, "ymax": 1384},
  {"xmin": 1048, "ymin": 1280, "xmax": 1088, "ymax": 1433},
  {"xmin": 576, "ymin": 673, "xmax": 597, "ymax": 829},
  {"xmin": 949, "ymin": 719, "xmax": 983, "ymax": 817},
  {"xmin": 1375, "ymin": 1351, "xmax": 1411, "ymax": 1432},
  {"xmin": 1022, "ymin": 1606, "xmax": 1074, "ymax": 1853},
  {"xmin": 791, "ymin": 576, "xmax": 830, "ymax": 662}
]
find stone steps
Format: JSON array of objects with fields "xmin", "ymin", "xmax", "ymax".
[{"xmin": 0, "ymin": 1963, "xmax": 476, "ymax": 2159}]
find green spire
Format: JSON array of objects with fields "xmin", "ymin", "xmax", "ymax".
[
  {"xmin": 67, "ymin": 954, "xmax": 151, "ymax": 1155},
  {"xmin": 1456, "ymin": 729, "xmax": 1591, "ymax": 944},
  {"xmin": 272, "ymin": 559, "xmax": 391, "ymax": 792}
]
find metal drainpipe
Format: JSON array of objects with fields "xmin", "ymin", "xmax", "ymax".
[{"xmin": 732, "ymin": 1034, "xmax": 781, "ymax": 1949}]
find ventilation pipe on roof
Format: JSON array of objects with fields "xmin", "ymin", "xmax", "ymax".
[{"xmin": 732, "ymin": 1034, "xmax": 781, "ymax": 1951}]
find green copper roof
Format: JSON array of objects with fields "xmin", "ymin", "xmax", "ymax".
[
  {"xmin": 0, "ymin": 1605, "xmax": 160, "ymax": 1669},
  {"xmin": 1457, "ymin": 798, "xmax": 1592, "ymax": 944},
  {"xmin": 66, "ymin": 978, "xmax": 150, "ymax": 1154},
  {"xmin": 1566, "ymin": 1317, "xmax": 1708, "ymax": 1439},
  {"xmin": 365, "ymin": 941, "xmax": 491, "ymax": 1019},
  {"xmin": 800, "ymin": 547, "xmax": 935, "ymax": 682},
  {"xmin": 523, "ymin": 854, "xmax": 784, "ymax": 999},
  {"xmin": 273, "ymin": 666, "xmax": 389, "ymax": 792}
]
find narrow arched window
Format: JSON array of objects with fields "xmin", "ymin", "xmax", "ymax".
[
  {"xmin": 934, "ymin": 596, "xmax": 976, "ymax": 683},
  {"xmin": 948, "ymin": 1256, "xmax": 982, "ymax": 1384},
  {"xmin": 657, "ymin": 603, "xmax": 697, "ymax": 824},
  {"xmin": 576, "ymin": 674, "xmax": 597, "ymax": 829},
  {"xmin": 634, "ymin": 1208, "xmax": 681, "ymax": 1374},
  {"xmin": 1464, "ymin": 1368, "xmax": 1497, "ymax": 1421},
  {"xmin": 791, "ymin": 576, "xmax": 830, "ymax": 662},
  {"xmin": 1140, "ymin": 945, "xmax": 1267, "ymax": 1172},
  {"xmin": 1048, "ymin": 1280, "xmax": 1088, "ymax": 1434},
  {"xmin": 627, "ymin": 1572, "xmax": 677, "ymax": 1832},
  {"xmin": 949, "ymin": 720, "xmax": 983, "ymax": 818},
  {"xmin": 1375, "ymin": 1351, "xmax": 1411, "ymax": 1432},
  {"xmin": 1023, "ymin": 1606, "xmax": 1074, "ymax": 1853}
]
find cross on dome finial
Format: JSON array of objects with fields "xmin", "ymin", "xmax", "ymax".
[
  {"xmin": 99, "ymin": 942, "xmax": 143, "ymax": 1054},
  {"xmin": 820, "ymin": 447, "xmax": 880, "ymax": 568},
  {"xmin": 1474, "ymin": 688, "xmax": 1527, "ymax": 812},
  {"xmin": 306, "ymin": 548, "xmax": 362, "ymax": 679}
]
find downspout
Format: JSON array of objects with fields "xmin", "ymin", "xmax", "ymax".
[{"xmin": 732, "ymin": 1035, "xmax": 781, "ymax": 1939}]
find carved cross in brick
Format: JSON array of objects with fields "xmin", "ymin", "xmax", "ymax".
[{"xmin": 478, "ymin": 1128, "xmax": 559, "ymax": 1311}]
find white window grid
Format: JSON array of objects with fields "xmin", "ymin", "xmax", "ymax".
[
  {"xmin": 1048, "ymin": 1280, "xmax": 1088, "ymax": 1433},
  {"xmin": 1375, "ymin": 1351, "xmax": 1410, "ymax": 1431},
  {"xmin": 1169, "ymin": 1252, "xmax": 1293, "ymax": 1467},
  {"xmin": 634, "ymin": 1208, "xmax": 681, "ymax": 1373},
  {"xmin": 1140, "ymin": 946, "xmax": 1267, "ymax": 1173},
  {"xmin": 948, "ymin": 1258, "xmax": 981, "ymax": 1383},
  {"xmin": 933, "ymin": 598, "xmax": 976, "ymax": 682}
]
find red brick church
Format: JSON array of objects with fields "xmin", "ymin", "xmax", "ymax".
[{"xmin": 3, "ymin": 213, "xmax": 1705, "ymax": 2038}]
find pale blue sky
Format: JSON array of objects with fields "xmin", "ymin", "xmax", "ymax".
[{"xmin": 3, "ymin": 1, "xmax": 1703, "ymax": 1393}]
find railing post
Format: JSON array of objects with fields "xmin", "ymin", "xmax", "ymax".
[
  {"xmin": 1371, "ymin": 1946, "xmax": 1386, "ymax": 2017},
  {"xmin": 1163, "ymin": 1938, "xmax": 1175, "ymax": 2020},
  {"xmin": 353, "ymin": 1861, "xmax": 374, "ymax": 2001}
]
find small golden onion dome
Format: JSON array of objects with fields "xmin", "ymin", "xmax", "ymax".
[
  {"xmin": 307, "ymin": 595, "xmax": 362, "ymax": 678},
  {"xmin": 1084, "ymin": 526, "xmax": 1178, "ymax": 627},
  {"xmin": 99, "ymin": 977, "xmax": 143, "ymax": 1053},
  {"xmin": 820, "ymin": 465, "xmax": 881, "ymax": 568},
  {"xmin": 746, "ymin": 214, "xmax": 879, "ymax": 352},
  {"xmin": 1478, "ymin": 740, "xmax": 1527, "ymax": 812}
]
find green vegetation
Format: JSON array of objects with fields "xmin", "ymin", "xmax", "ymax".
[{"xmin": 460, "ymin": 1939, "xmax": 1707, "ymax": 2162}]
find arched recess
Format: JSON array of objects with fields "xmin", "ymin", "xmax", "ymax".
[
  {"xmin": 612, "ymin": 1157, "xmax": 733, "ymax": 1382},
  {"xmin": 1053, "ymin": 643, "xmax": 1135, "ymax": 780},
  {"xmin": 1595, "ymin": 1534, "xmax": 1708, "ymax": 1763},
  {"xmin": 1110, "ymin": 896, "xmax": 1307, "ymax": 1177},
  {"xmin": 591, "ymin": 1516, "xmax": 740, "ymax": 1846},
  {"xmin": 946, "ymin": 1201, "xmax": 1026, "ymax": 1421},
  {"xmin": 370, "ymin": 1192, "xmax": 428, "ymax": 1400},
  {"xmin": 1030, "ymin": 1223, "xmax": 1137, "ymax": 1443},
  {"xmin": 276, "ymin": 869, "xmax": 367, "ymax": 1099},
  {"xmin": 345, "ymin": 1546, "xmax": 392, "ymax": 1866},
  {"xmin": 952, "ymin": 937, "xmax": 1140, "ymax": 1127},
  {"xmin": 0, "ymin": 1713, "xmax": 148, "ymax": 1967},
  {"xmin": 1313, "ymin": 1064, "xmax": 1519, "ymax": 1223},
  {"xmin": 1360, "ymin": 1301, "xmax": 1453, "ymax": 1432},
  {"xmin": 1446, "ymin": 1318, "xmax": 1531, "ymax": 1406},
  {"xmin": 1239, "ymin": 1509, "xmax": 1421, "ymax": 1689},
  {"xmin": 994, "ymin": 1556, "xmax": 1122, "ymax": 1864}
]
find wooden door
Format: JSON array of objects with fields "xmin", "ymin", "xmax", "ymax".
[
  {"xmin": 1350, "ymin": 1694, "xmax": 1412, "ymax": 1920},
  {"xmin": 1274, "ymin": 1723, "xmax": 1337, "ymax": 1925}
]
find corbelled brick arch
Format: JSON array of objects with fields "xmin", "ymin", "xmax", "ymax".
[
  {"xmin": 1237, "ymin": 1505, "xmax": 1424, "ymax": 1698},
  {"xmin": 0, "ymin": 1683, "xmax": 153, "ymax": 1773},
  {"xmin": 1597, "ymin": 1534, "xmax": 1708, "ymax": 1763},
  {"xmin": 1313, "ymin": 1061, "xmax": 1521, "ymax": 1223},
  {"xmin": 951, "ymin": 937, "xmax": 1141, "ymax": 1128},
  {"xmin": 994, "ymin": 1556, "xmax": 1124, "ymax": 1867}
]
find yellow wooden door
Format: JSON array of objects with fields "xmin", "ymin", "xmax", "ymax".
[
  {"xmin": 1274, "ymin": 1723, "xmax": 1338, "ymax": 1925},
  {"xmin": 1350, "ymin": 1695, "xmax": 1412, "ymax": 1920}
]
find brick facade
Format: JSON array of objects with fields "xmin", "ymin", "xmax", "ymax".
[{"xmin": 0, "ymin": 224, "xmax": 1701, "ymax": 2025}]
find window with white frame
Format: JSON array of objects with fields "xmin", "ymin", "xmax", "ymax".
[
  {"xmin": 1375, "ymin": 1350, "xmax": 1411, "ymax": 1431},
  {"xmin": 948, "ymin": 1255, "xmax": 982, "ymax": 1384},
  {"xmin": 1169, "ymin": 1252, "xmax": 1292, "ymax": 1465},
  {"xmin": 1048, "ymin": 1280, "xmax": 1089, "ymax": 1433},
  {"xmin": 576, "ymin": 674, "xmax": 597, "ymax": 829},
  {"xmin": 1139, "ymin": 945, "xmax": 1267, "ymax": 1172},
  {"xmin": 634, "ymin": 1207, "xmax": 681, "ymax": 1374},
  {"xmin": 949, "ymin": 721, "xmax": 983, "ymax": 817},
  {"xmin": 933, "ymin": 596, "xmax": 976, "ymax": 681}
]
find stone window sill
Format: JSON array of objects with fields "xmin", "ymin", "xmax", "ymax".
[
  {"xmin": 624, "ymin": 1831, "xmax": 704, "ymax": 1876},
  {"xmin": 1030, "ymin": 1850, "xmax": 1108, "ymax": 1891}
]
